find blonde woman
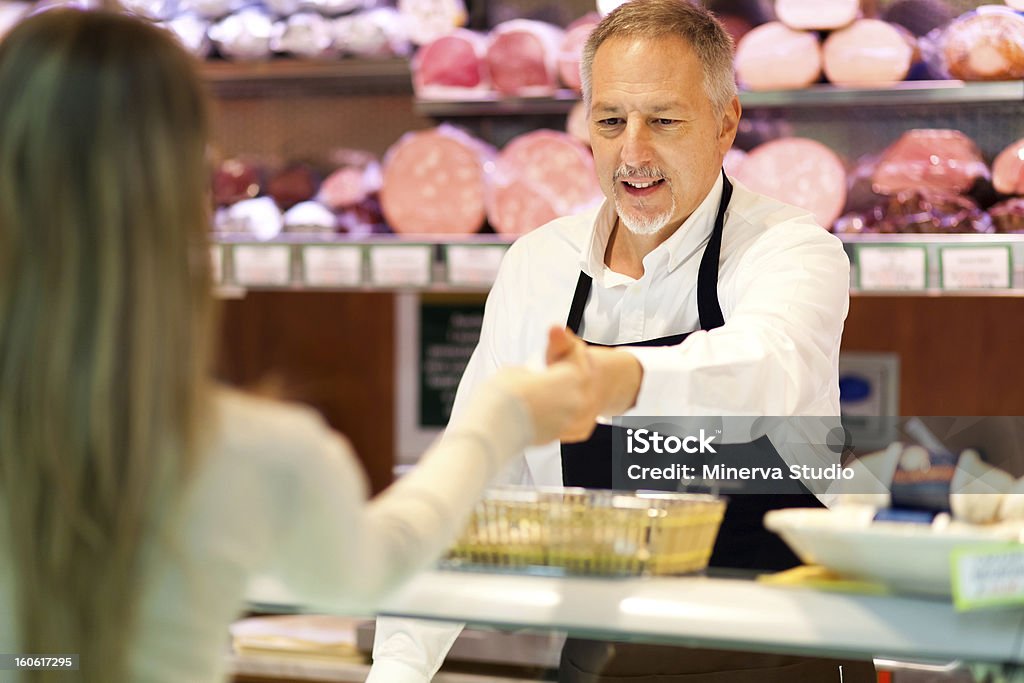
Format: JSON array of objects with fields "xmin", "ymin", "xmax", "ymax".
[{"xmin": 0, "ymin": 10, "xmax": 590, "ymax": 683}]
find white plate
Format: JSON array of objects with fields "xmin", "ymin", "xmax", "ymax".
[{"xmin": 764, "ymin": 506, "xmax": 1024, "ymax": 597}]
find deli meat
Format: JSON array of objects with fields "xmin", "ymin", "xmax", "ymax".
[
  {"xmin": 734, "ymin": 22, "xmax": 822, "ymax": 91},
  {"xmin": 938, "ymin": 6, "xmax": 1024, "ymax": 81},
  {"xmin": 823, "ymin": 20, "xmax": 914, "ymax": 86},
  {"xmin": 834, "ymin": 190, "xmax": 992, "ymax": 234},
  {"xmin": 557, "ymin": 13, "xmax": 600, "ymax": 91},
  {"xmin": 872, "ymin": 129, "xmax": 989, "ymax": 196},
  {"xmin": 380, "ymin": 126, "xmax": 492, "ymax": 235},
  {"xmin": 992, "ymin": 138, "xmax": 1024, "ymax": 196},
  {"xmin": 412, "ymin": 29, "xmax": 489, "ymax": 97},
  {"xmin": 486, "ymin": 130, "xmax": 602, "ymax": 235},
  {"xmin": 989, "ymin": 198, "xmax": 1024, "ymax": 234},
  {"xmin": 485, "ymin": 19, "xmax": 563, "ymax": 96},
  {"xmin": 775, "ymin": 0, "xmax": 858, "ymax": 31},
  {"xmin": 739, "ymin": 138, "xmax": 847, "ymax": 228},
  {"xmin": 566, "ymin": 100, "xmax": 590, "ymax": 147}
]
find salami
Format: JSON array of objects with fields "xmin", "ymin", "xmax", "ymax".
[
  {"xmin": 557, "ymin": 13, "xmax": 600, "ymax": 91},
  {"xmin": 740, "ymin": 138, "xmax": 847, "ymax": 229},
  {"xmin": 734, "ymin": 22, "xmax": 822, "ymax": 91},
  {"xmin": 412, "ymin": 29, "xmax": 489, "ymax": 97},
  {"xmin": 380, "ymin": 126, "xmax": 492, "ymax": 236},
  {"xmin": 486, "ymin": 130, "xmax": 602, "ymax": 236}
]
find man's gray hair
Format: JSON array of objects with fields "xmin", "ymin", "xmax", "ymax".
[{"xmin": 580, "ymin": 0, "xmax": 737, "ymax": 117}]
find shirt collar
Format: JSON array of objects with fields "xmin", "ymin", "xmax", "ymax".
[{"xmin": 579, "ymin": 173, "xmax": 725, "ymax": 285}]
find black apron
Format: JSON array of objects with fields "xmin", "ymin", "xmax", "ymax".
[{"xmin": 557, "ymin": 173, "xmax": 875, "ymax": 682}]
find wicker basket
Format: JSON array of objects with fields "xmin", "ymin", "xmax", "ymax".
[{"xmin": 445, "ymin": 487, "xmax": 727, "ymax": 577}]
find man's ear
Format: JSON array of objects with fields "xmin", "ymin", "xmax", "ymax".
[{"xmin": 718, "ymin": 95, "xmax": 741, "ymax": 155}]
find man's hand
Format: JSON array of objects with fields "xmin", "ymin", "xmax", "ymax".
[{"xmin": 546, "ymin": 327, "xmax": 643, "ymax": 443}]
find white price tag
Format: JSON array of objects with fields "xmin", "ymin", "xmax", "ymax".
[
  {"xmin": 940, "ymin": 246, "xmax": 1012, "ymax": 290},
  {"xmin": 369, "ymin": 245, "xmax": 432, "ymax": 287},
  {"xmin": 446, "ymin": 245, "xmax": 507, "ymax": 287},
  {"xmin": 302, "ymin": 246, "xmax": 363, "ymax": 287},
  {"xmin": 856, "ymin": 246, "xmax": 928, "ymax": 291},
  {"xmin": 233, "ymin": 245, "xmax": 292, "ymax": 286},
  {"xmin": 210, "ymin": 245, "xmax": 223, "ymax": 284},
  {"xmin": 952, "ymin": 545, "xmax": 1024, "ymax": 611}
]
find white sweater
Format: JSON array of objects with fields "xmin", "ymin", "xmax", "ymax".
[{"xmin": 0, "ymin": 384, "xmax": 532, "ymax": 682}]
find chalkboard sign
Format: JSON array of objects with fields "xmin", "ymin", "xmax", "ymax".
[{"xmin": 419, "ymin": 301, "xmax": 484, "ymax": 427}]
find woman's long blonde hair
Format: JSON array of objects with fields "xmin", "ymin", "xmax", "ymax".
[{"xmin": 0, "ymin": 10, "xmax": 214, "ymax": 681}]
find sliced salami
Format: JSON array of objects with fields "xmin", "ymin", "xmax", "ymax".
[
  {"xmin": 823, "ymin": 20, "xmax": 915, "ymax": 86},
  {"xmin": 734, "ymin": 22, "xmax": 822, "ymax": 91},
  {"xmin": 740, "ymin": 138, "xmax": 847, "ymax": 229},
  {"xmin": 380, "ymin": 125, "xmax": 492, "ymax": 236},
  {"xmin": 992, "ymin": 138, "xmax": 1024, "ymax": 196},
  {"xmin": 486, "ymin": 130, "xmax": 602, "ymax": 236},
  {"xmin": 485, "ymin": 19, "xmax": 563, "ymax": 97}
]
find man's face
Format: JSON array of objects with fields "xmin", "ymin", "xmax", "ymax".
[{"xmin": 589, "ymin": 35, "xmax": 739, "ymax": 236}]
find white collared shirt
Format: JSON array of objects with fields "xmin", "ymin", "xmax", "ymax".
[{"xmin": 369, "ymin": 177, "xmax": 852, "ymax": 683}]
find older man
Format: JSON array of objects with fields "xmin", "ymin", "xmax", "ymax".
[{"xmin": 369, "ymin": 1, "xmax": 873, "ymax": 681}]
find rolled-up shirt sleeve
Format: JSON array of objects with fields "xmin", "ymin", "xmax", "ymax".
[{"xmin": 622, "ymin": 218, "xmax": 849, "ymax": 417}]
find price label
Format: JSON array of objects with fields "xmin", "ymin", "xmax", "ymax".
[
  {"xmin": 855, "ymin": 246, "xmax": 928, "ymax": 291},
  {"xmin": 952, "ymin": 544, "xmax": 1024, "ymax": 611},
  {"xmin": 302, "ymin": 246, "xmax": 363, "ymax": 287},
  {"xmin": 446, "ymin": 245, "xmax": 507, "ymax": 287},
  {"xmin": 940, "ymin": 246, "xmax": 1012, "ymax": 290},
  {"xmin": 210, "ymin": 245, "xmax": 223, "ymax": 285},
  {"xmin": 369, "ymin": 245, "xmax": 432, "ymax": 287},
  {"xmin": 232, "ymin": 245, "xmax": 292, "ymax": 286}
]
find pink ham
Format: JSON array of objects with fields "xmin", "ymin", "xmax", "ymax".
[
  {"xmin": 734, "ymin": 22, "xmax": 821, "ymax": 91},
  {"xmin": 823, "ymin": 20, "xmax": 914, "ymax": 86},
  {"xmin": 993, "ymin": 138, "xmax": 1024, "ymax": 196},
  {"xmin": 775, "ymin": 0, "xmax": 858, "ymax": 31},
  {"xmin": 740, "ymin": 138, "xmax": 847, "ymax": 228},
  {"xmin": 412, "ymin": 29, "xmax": 489, "ymax": 98},
  {"xmin": 380, "ymin": 125, "xmax": 492, "ymax": 236},
  {"xmin": 557, "ymin": 13, "xmax": 600, "ymax": 91},
  {"xmin": 485, "ymin": 19, "xmax": 562, "ymax": 97},
  {"xmin": 723, "ymin": 148, "xmax": 748, "ymax": 179},
  {"xmin": 486, "ymin": 129, "xmax": 602, "ymax": 236},
  {"xmin": 872, "ymin": 129, "xmax": 989, "ymax": 196}
]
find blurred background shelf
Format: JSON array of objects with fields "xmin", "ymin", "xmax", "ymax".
[{"xmin": 202, "ymin": 58, "xmax": 413, "ymax": 98}]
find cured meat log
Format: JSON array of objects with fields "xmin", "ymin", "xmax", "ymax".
[
  {"xmin": 380, "ymin": 126, "xmax": 492, "ymax": 236},
  {"xmin": 872, "ymin": 129, "xmax": 989, "ymax": 196},
  {"xmin": 734, "ymin": 22, "xmax": 822, "ymax": 91},
  {"xmin": 485, "ymin": 19, "xmax": 563, "ymax": 96},
  {"xmin": 412, "ymin": 29, "xmax": 489, "ymax": 97},
  {"xmin": 934, "ymin": 6, "xmax": 1024, "ymax": 81},
  {"xmin": 486, "ymin": 130, "xmax": 602, "ymax": 236},
  {"xmin": 992, "ymin": 138, "xmax": 1024, "ymax": 197},
  {"xmin": 774, "ymin": 0, "xmax": 858, "ymax": 31},
  {"xmin": 823, "ymin": 19, "xmax": 915, "ymax": 86},
  {"xmin": 735, "ymin": 137, "xmax": 847, "ymax": 228},
  {"xmin": 557, "ymin": 13, "xmax": 600, "ymax": 91}
]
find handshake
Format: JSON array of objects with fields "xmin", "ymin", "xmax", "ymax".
[{"xmin": 489, "ymin": 326, "xmax": 644, "ymax": 446}]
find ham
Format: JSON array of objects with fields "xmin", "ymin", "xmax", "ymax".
[
  {"xmin": 775, "ymin": 0, "xmax": 858, "ymax": 31},
  {"xmin": 557, "ymin": 13, "xmax": 601, "ymax": 91},
  {"xmin": 938, "ymin": 6, "xmax": 1024, "ymax": 81},
  {"xmin": 734, "ymin": 22, "xmax": 822, "ymax": 91},
  {"xmin": 992, "ymin": 138, "xmax": 1024, "ymax": 196},
  {"xmin": 412, "ymin": 29, "xmax": 489, "ymax": 98},
  {"xmin": 486, "ymin": 130, "xmax": 602, "ymax": 236},
  {"xmin": 485, "ymin": 19, "xmax": 563, "ymax": 97},
  {"xmin": 380, "ymin": 125, "xmax": 492, "ymax": 236},
  {"xmin": 739, "ymin": 138, "xmax": 847, "ymax": 229},
  {"xmin": 872, "ymin": 129, "xmax": 989, "ymax": 196},
  {"xmin": 823, "ymin": 20, "xmax": 915, "ymax": 86}
]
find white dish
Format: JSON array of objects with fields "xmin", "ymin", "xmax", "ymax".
[{"xmin": 764, "ymin": 506, "xmax": 1024, "ymax": 597}]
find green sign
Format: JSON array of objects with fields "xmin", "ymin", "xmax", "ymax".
[{"xmin": 419, "ymin": 300, "xmax": 485, "ymax": 428}]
